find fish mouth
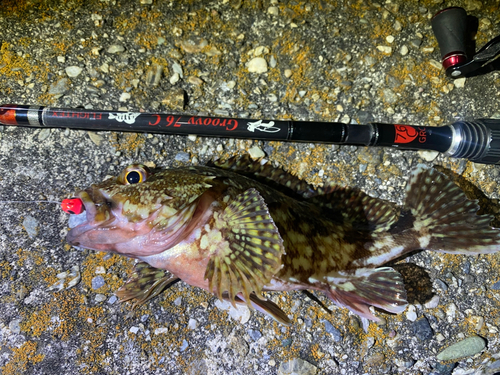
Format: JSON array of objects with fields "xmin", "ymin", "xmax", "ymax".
[{"xmin": 66, "ymin": 189, "xmax": 121, "ymax": 251}]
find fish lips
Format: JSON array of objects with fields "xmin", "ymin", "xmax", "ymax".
[{"xmin": 66, "ymin": 190, "xmax": 124, "ymax": 252}]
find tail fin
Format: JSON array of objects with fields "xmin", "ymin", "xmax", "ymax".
[{"xmin": 405, "ymin": 165, "xmax": 500, "ymax": 254}]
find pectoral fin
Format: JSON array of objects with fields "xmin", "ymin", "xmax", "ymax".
[
  {"xmin": 116, "ymin": 261, "xmax": 179, "ymax": 308},
  {"xmin": 205, "ymin": 188, "xmax": 285, "ymax": 306}
]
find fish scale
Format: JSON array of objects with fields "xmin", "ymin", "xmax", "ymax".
[{"xmin": 65, "ymin": 156, "xmax": 500, "ymax": 326}]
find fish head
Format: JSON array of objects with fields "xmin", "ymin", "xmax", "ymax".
[{"xmin": 66, "ymin": 164, "xmax": 214, "ymax": 257}]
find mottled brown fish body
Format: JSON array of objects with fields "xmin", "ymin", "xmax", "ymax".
[{"xmin": 66, "ymin": 156, "xmax": 500, "ymax": 325}]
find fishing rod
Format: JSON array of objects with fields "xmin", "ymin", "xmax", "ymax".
[{"xmin": 1, "ymin": 103, "xmax": 500, "ymax": 165}]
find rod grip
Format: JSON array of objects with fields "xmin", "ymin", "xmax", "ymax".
[
  {"xmin": 449, "ymin": 119, "xmax": 500, "ymax": 164},
  {"xmin": 432, "ymin": 7, "xmax": 468, "ymax": 64}
]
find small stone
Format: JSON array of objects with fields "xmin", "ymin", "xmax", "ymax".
[
  {"xmin": 386, "ymin": 35, "xmax": 395, "ymax": 43},
  {"xmin": 454, "ymin": 78, "xmax": 466, "ymax": 88},
  {"xmin": 268, "ymin": 6, "xmax": 279, "ymax": 15},
  {"xmin": 376, "ymin": 46, "xmax": 392, "ymax": 54},
  {"xmin": 23, "ymin": 216, "xmax": 38, "ymax": 238},
  {"xmin": 174, "ymin": 297, "xmax": 182, "ymax": 306},
  {"xmin": 146, "ymin": 64, "xmax": 163, "ymax": 87},
  {"xmin": 188, "ymin": 76, "xmax": 204, "ymax": 85},
  {"xmin": 154, "ymin": 327, "xmax": 168, "ymax": 334},
  {"xmin": 108, "ymin": 295, "xmax": 117, "ymax": 304},
  {"xmin": 91, "ymin": 276, "xmax": 105, "ymax": 290},
  {"xmin": 492, "ymin": 280, "xmax": 500, "ymax": 290},
  {"xmin": 400, "ymin": 45, "xmax": 409, "ymax": 56},
  {"xmin": 284, "ymin": 69, "xmax": 292, "ymax": 78},
  {"xmin": 129, "ymin": 326, "xmax": 139, "ymax": 334},
  {"xmin": 65, "ymin": 66, "xmax": 83, "ymax": 77},
  {"xmin": 278, "ymin": 358, "xmax": 317, "ymax": 375},
  {"xmin": 175, "ymin": 152, "xmax": 190, "ymax": 162},
  {"xmin": 57, "ymin": 55, "xmax": 65, "ymax": 63},
  {"xmin": 107, "ymin": 44, "xmax": 125, "ymax": 54},
  {"xmin": 88, "ymin": 132, "xmax": 102, "ymax": 146},
  {"xmin": 321, "ymin": 320, "xmax": 342, "ymax": 342},
  {"xmin": 48, "ymin": 78, "xmax": 69, "ymax": 95},
  {"xmin": 413, "ymin": 317, "xmax": 433, "ymax": 340},
  {"xmin": 172, "ymin": 62, "xmax": 183, "ymax": 78},
  {"xmin": 187, "ymin": 318, "xmax": 198, "ymax": 330},
  {"xmin": 247, "ymin": 329, "xmax": 262, "ymax": 341},
  {"xmin": 436, "ymin": 336, "xmax": 486, "ymax": 361},
  {"xmin": 95, "ymin": 294, "xmax": 106, "ymax": 302},
  {"xmin": 424, "ymin": 295, "xmax": 440, "ymax": 309},
  {"xmin": 180, "ymin": 38, "xmax": 208, "ymax": 53},
  {"xmin": 180, "ymin": 339, "xmax": 189, "ymax": 351},
  {"xmin": 406, "ymin": 304, "xmax": 417, "ymax": 321},
  {"xmin": 214, "ymin": 299, "xmax": 251, "ymax": 324},
  {"xmin": 119, "ymin": 92, "xmax": 131, "ymax": 102},
  {"xmin": 38, "ymin": 128, "xmax": 52, "ymax": 142},
  {"xmin": 170, "ymin": 72, "xmax": 180, "ymax": 84},
  {"xmin": 9, "ymin": 319, "xmax": 21, "ymax": 334},
  {"xmin": 248, "ymin": 145, "xmax": 265, "ymax": 159},
  {"xmin": 418, "ymin": 150, "xmax": 439, "ymax": 162},
  {"xmin": 247, "ymin": 57, "xmax": 268, "ymax": 73}
]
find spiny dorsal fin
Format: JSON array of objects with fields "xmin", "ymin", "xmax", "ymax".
[
  {"xmin": 310, "ymin": 185, "xmax": 398, "ymax": 232},
  {"xmin": 211, "ymin": 154, "xmax": 317, "ymax": 198},
  {"xmin": 204, "ymin": 188, "xmax": 285, "ymax": 306}
]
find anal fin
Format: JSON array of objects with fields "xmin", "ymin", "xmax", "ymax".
[
  {"xmin": 116, "ymin": 261, "xmax": 179, "ymax": 308},
  {"xmin": 324, "ymin": 267, "xmax": 407, "ymax": 321}
]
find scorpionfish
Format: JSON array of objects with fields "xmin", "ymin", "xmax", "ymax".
[{"xmin": 66, "ymin": 155, "xmax": 500, "ymax": 325}]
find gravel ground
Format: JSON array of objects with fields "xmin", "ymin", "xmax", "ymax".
[{"xmin": 1, "ymin": 0, "xmax": 500, "ymax": 374}]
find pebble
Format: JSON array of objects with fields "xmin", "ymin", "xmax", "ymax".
[
  {"xmin": 284, "ymin": 69, "xmax": 292, "ymax": 78},
  {"xmin": 492, "ymin": 280, "xmax": 500, "ymax": 290},
  {"xmin": 146, "ymin": 64, "xmax": 163, "ymax": 87},
  {"xmin": 174, "ymin": 296, "xmax": 182, "ymax": 306},
  {"xmin": 129, "ymin": 326, "xmax": 139, "ymax": 334},
  {"xmin": 88, "ymin": 132, "xmax": 103, "ymax": 146},
  {"xmin": 154, "ymin": 327, "xmax": 168, "ymax": 335},
  {"xmin": 175, "ymin": 152, "xmax": 190, "ymax": 162},
  {"xmin": 278, "ymin": 358, "xmax": 317, "ymax": 375},
  {"xmin": 91, "ymin": 275, "xmax": 105, "ymax": 290},
  {"xmin": 413, "ymin": 317, "xmax": 433, "ymax": 340},
  {"xmin": 400, "ymin": 45, "xmax": 409, "ymax": 56},
  {"xmin": 248, "ymin": 145, "xmax": 265, "ymax": 159},
  {"xmin": 436, "ymin": 336, "xmax": 486, "ymax": 361},
  {"xmin": 48, "ymin": 78, "xmax": 69, "ymax": 94},
  {"xmin": 107, "ymin": 44, "xmax": 125, "ymax": 54},
  {"xmin": 187, "ymin": 318, "xmax": 198, "ymax": 330},
  {"xmin": 180, "ymin": 38, "xmax": 208, "ymax": 53},
  {"xmin": 268, "ymin": 6, "xmax": 279, "ymax": 15},
  {"xmin": 247, "ymin": 329, "xmax": 262, "ymax": 341},
  {"xmin": 214, "ymin": 299, "xmax": 251, "ymax": 324},
  {"xmin": 23, "ymin": 216, "xmax": 38, "ymax": 238},
  {"xmin": 65, "ymin": 66, "xmax": 83, "ymax": 77},
  {"xmin": 9, "ymin": 319, "xmax": 21, "ymax": 334},
  {"xmin": 454, "ymin": 78, "xmax": 466, "ymax": 88},
  {"xmin": 406, "ymin": 304, "xmax": 417, "ymax": 321},
  {"xmin": 119, "ymin": 92, "xmax": 131, "ymax": 102},
  {"xmin": 38, "ymin": 128, "xmax": 52, "ymax": 142},
  {"xmin": 424, "ymin": 294, "xmax": 440, "ymax": 309},
  {"xmin": 247, "ymin": 57, "xmax": 268, "ymax": 73},
  {"xmin": 180, "ymin": 339, "xmax": 189, "ymax": 352},
  {"xmin": 376, "ymin": 45, "xmax": 392, "ymax": 54},
  {"xmin": 321, "ymin": 320, "xmax": 342, "ymax": 342},
  {"xmin": 418, "ymin": 150, "xmax": 439, "ymax": 162},
  {"xmin": 446, "ymin": 303, "xmax": 457, "ymax": 322},
  {"xmin": 108, "ymin": 295, "xmax": 117, "ymax": 304},
  {"xmin": 172, "ymin": 61, "xmax": 183, "ymax": 78},
  {"xmin": 170, "ymin": 72, "xmax": 180, "ymax": 84},
  {"xmin": 95, "ymin": 294, "xmax": 106, "ymax": 302}
]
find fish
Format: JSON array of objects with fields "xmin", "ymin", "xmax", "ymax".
[{"xmin": 66, "ymin": 155, "xmax": 500, "ymax": 326}]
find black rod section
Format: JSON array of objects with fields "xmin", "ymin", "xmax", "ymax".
[{"xmin": 2, "ymin": 104, "xmax": 500, "ymax": 165}]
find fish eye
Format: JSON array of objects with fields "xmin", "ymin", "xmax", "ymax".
[
  {"xmin": 126, "ymin": 171, "xmax": 142, "ymax": 184},
  {"xmin": 119, "ymin": 165, "xmax": 149, "ymax": 185}
]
